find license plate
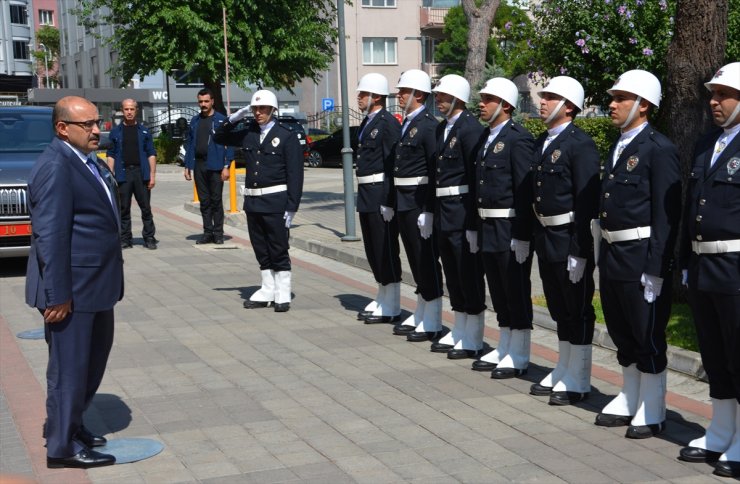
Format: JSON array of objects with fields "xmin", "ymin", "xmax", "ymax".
[{"xmin": 0, "ymin": 222, "xmax": 31, "ymax": 237}]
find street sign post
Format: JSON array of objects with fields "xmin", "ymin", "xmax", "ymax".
[{"xmin": 322, "ymin": 98, "xmax": 335, "ymax": 112}]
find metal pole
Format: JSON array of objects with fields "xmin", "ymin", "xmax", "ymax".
[
  {"xmin": 337, "ymin": 0, "xmax": 359, "ymax": 241},
  {"xmin": 39, "ymin": 43, "xmax": 49, "ymax": 89},
  {"xmin": 223, "ymin": 7, "xmax": 238, "ymax": 213},
  {"xmin": 165, "ymin": 73, "xmax": 172, "ymax": 132}
]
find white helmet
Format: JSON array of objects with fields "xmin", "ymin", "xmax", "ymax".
[
  {"xmin": 396, "ymin": 69, "xmax": 432, "ymax": 93},
  {"xmin": 608, "ymin": 69, "xmax": 662, "ymax": 107},
  {"xmin": 250, "ymin": 90, "xmax": 278, "ymax": 109},
  {"xmin": 356, "ymin": 73, "xmax": 389, "ymax": 96},
  {"xmin": 705, "ymin": 62, "xmax": 740, "ymax": 92},
  {"xmin": 432, "ymin": 74, "xmax": 471, "ymax": 103},
  {"xmin": 539, "ymin": 76, "xmax": 584, "ymax": 111},
  {"xmin": 479, "ymin": 77, "xmax": 519, "ymax": 108}
]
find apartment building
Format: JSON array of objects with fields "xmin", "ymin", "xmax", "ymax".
[{"xmin": 0, "ymin": 0, "xmax": 33, "ymax": 96}]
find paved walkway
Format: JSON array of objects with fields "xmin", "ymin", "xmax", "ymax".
[{"xmin": 0, "ymin": 164, "xmax": 721, "ymax": 483}]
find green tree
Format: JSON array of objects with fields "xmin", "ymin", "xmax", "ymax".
[
  {"xmin": 436, "ymin": 1, "xmax": 531, "ymax": 80},
  {"xmin": 76, "ymin": 0, "xmax": 338, "ymax": 113},
  {"xmin": 729, "ymin": 0, "xmax": 740, "ymax": 60},
  {"xmin": 33, "ymin": 26, "xmax": 60, "ymax": 86}
]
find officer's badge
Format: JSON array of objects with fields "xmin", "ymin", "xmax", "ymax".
[
  {"xmin": 728, "ymin": 157, "xmax": 740, "ymax": 176},
  {"xmin": 271, "ymin": 137, "xmax": 280, "ymax": 147},
  {"xmin": 626, "ymin": 155, "xmax": 639, "ymax": 171},
  {"xmin": 370, "ymin": 128, "xmax": 379, "ymax": 139},
  {"xmin": 494, "ymin": 142, "xmax": 505, "ymax": 154},
  {"xmin": 409, "ymin": 127, "xmax": 417, "ymax": 138},
  {"xmin": 551, "ymin": 149, "xmax": 561, "ymax": 163},
  {"xmin": 449, "ymin": 136, "xmax": 457, "ymax": 148}
]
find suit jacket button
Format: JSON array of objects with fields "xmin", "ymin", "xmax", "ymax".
[
  {"xmin": 699, "ymin": 199, "xmax": 706, "ymax": 205},
  {"xmin": 536, "ymin": 196, "xmax": 541, "ymax": 202},
  {"xmin": 609, "ymin": 174, "xmax": 615, "ymax": 179},
  {"xmin": 537, "ymin": 181, "xmax": 542, "ymax": 186},
  {"xmin": 604, "ymin": 193, "xmax": 610, "ymax": 198},
  {"xmin": 696, "ymin": 215, "xmax": 702, "ymax": 221},
  {"xmin": 602, "ymin": 211, "xmax": 607, "ymax": 218},
  {"xmin": 697, "ymin": 235, "xmax": 703, "ymax": 240}
]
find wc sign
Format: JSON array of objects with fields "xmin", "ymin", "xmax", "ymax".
[{"xmin": 322, "ymin": 98, "xmax": 334, "ymax": 112}]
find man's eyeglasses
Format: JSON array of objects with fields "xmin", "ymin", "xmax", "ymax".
[{"xmin": 61, "ymin": 118, "xmax": 104, "ymax": 131}]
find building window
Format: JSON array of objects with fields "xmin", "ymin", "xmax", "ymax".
[
  {"xmin": 362, "ymin": 38, "xmax": 397, "ymax": 65},
  {"xmin": 39, "ymin": 10, "xmax": 54, "ymax": 25},
  {"xmin": 12, "ymin": 41, "xmax": 29, "ymax": 60},
  {"xmin": 9, "ymin": 4, "xmax": 27, "ymax": 24},
  {"xmin": 362, "ymin": 0, "xmax": 396, "ymax": 6}
]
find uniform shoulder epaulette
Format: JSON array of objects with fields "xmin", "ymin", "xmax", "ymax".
[{"xmin": 278, "ymin": 122, "xmax": 295, "ymax": 132}]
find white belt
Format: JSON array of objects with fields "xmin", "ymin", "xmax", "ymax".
[
  {"xmin": 535, "ymin": 209, "xmax": 574, "ymax": 227},
  {"xmin": 479, "ymin": 208, "xmax": 516, "ymax": 219},
  {"xmin": 601, "ymin": 226, "xmax": 651, "ymax": 244},
  {"xmin": 436, "ymin": 185, "xmax": 469, "ymax": 197},
  {"xmin": 394, "ymin": 176, "xmax": 428, "ymax": 186},
  {"xmin": 692, "ymin": 239, "xmax": 740, "ymax": 254},
  {"xmin": 357, "ymin": 173, "xmax": 385, "ymax": 184},
  {"xmin": 242, "ymin": 184, "xmax": 287, "ymax": 196}
]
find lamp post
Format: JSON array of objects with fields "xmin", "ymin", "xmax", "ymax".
[{"xmin": 38, "ymin": 43, "xmax": 50, "ymax": 88}]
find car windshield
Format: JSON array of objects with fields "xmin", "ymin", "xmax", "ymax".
[{"xmin": 0, "ymin": 112, "xmax": 54, "ymax": 154}]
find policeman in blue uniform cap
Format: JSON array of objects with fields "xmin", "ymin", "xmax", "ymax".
[{"xmin": 214, "ymin": 89, "xmax": 304, "ymax": 312}]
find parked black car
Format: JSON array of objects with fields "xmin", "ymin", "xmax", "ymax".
[
  {"xmin": 0, "ymin": 106, "xmax": 54, "ymax": 258},
  {"xmin": 306, "ymin": 126, "xmax": 359, "ymax": 168}
]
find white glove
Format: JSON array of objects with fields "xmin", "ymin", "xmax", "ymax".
[
  {"xmin": 681, "ymin": 269, "xmax": 688, "ymax": 287},
  {"xmin": 640, "ymin": 273, "xmax": 663, "ymax": 303},
  {"xmin": 567, "ymin": 255, "xmax": 586, "ymax": 284},
  {"xmin": 228, "ymin": 106, "xmax": 251, "ymax": 124},
  {"xmin": 283, "ymin": 211, "xmax": 295, "ymax": 228},
  {"xmin": 417, "ymin": 212, "xmax": 433, "ymax": 239},
  {"xmin": 466, "ymin": 230, "xmax": 479, "ymax": 254},
  {"xmin": 380, "ymin": 205, "xmax": 395, "ymax": 222},
  {"xmin": 510, "ymin": 238, "xmax": 530, "ymax": 264}
]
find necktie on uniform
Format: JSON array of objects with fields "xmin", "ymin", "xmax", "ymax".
[
  {"xmin": 612, "ymin": 139, "xmax": 629, "ymax": 167},
  {"xmin": 711, "ymin": 134, "xmax": 728, "ymax": 167},
  {"xmin": 542, "ymin": 133, "xmax": 557, "ymax": 154},
  {"xmin": 444, "ymin": 122, "xmax": 453, "ymax": 142},
  {"xmin": 401, "ymin": 117, "xmax": 409, "ymax": 137}
]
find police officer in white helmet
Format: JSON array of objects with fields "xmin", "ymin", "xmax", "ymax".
[
  {"xmin": 354, "ymin": 73, "xmax": 403, "ymax": 325},
  {"xmin": 528, "ymin": 76, "xmax": 600, "ymax": 394},
  {"xmin": 677, "ymin": 62, "xmax": 740, "ymax": 478},
  {"xmin": 429, "ymin": 74, "xmax": 487, "ymax": 359},
  {"xmin": 594, "ymin": 70, "xmax": 681, "ymax": 438},
  {"xmin": 214, "ymin": 89, "xmax": 304, "ymax": 312},
  {"xmin": 470, "ymin": 78, "xmax": 536, "ymax": 379},
  {"xmin": 388, "ymin": 70, "xmax": 445, "ymax": 342}
]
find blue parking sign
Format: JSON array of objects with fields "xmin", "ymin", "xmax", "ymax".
[{"xmin": 322, "ymin": 98, "xmax": 334, "ymax": 112}]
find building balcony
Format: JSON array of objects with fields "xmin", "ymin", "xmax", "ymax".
[{"xmin": 419, "ymin": 7, "xmax": 450, "ymax": 31}]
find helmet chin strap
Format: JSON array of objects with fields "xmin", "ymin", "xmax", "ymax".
[
  {"xmin": 620, "ymin": 96, "xmax": 642, "ymax": 129},
  {"xmin": 544, "ymin": 98, "xmax": 566, "ymax": 125},
  {"xmin": 486, "ymin": 103, "xmax": 503, "ymax": 125},
  {"xmin": 445, "ymin": 96, "xmax": 458, "ymax": 118},
  {"xmin": 403, "ymin": 89, "xmax": 417, "ymax": 115},
  {"xmin": 721, "ymin": 101, "xmax": 740, "ymax": 128}
]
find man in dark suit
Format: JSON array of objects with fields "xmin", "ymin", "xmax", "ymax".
[
  {"xmin": 429, "ymin": 74, "xmax": 487, "ymax": 359},
  {"xmin": 471, "ymin": 77, "xmax": 536, "ymax": 378},
  {"xmin": 677, "ymin": 62, "xmax": 740, "ymax": 478},
  {"xmin": 214, "ymin": 90, "xmax": 304, "ymax": 312},
  {"xmin": 184, "ymin": 88, "xmax": 234, "ymax": 244},
  {"xmin": 594, "ymin": 70, "xmax": 681, "ymax": 439},
  {"xmin": 387, "ymin": 69, "xmax": 444, "ymax": 342},
  {"xmin": 529, "ymin": 76, "xmax": 600, "ymax": 400},
  {"xmin": 353, "ymin": 73, "xmax": 403, "ymax": 324},
  {"xmin": 26, "ymin": 96, "xmax": 123, "ymax": 468}
]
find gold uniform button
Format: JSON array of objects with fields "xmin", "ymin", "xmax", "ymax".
[
  {"xmin": 394, "ymin": 167, "xmax": 399, "ymax": 171},
  {"xmin": 480, "ymin": 180, "xmax": 484, "ymax": 184},
  {"xmin": 609, "ymin": 174, "xmax": 615, "ymax": 179},
  {"xmin": 537, "ymin": 181, "xmax": 542, "ymax": 186},
  {"xmin": 253, "ymin": 183, "xmax": 257, "ymax": 187},
  {"xmin": 602, "ymin": 211, "xmax": 607, "ymax": 218},
  {"xmin": 696, "ymin": 215, "xmax": 702, "ymax": 221},
  {"xmin": 697, "ymin": 235, "xmax": 703, "ymax": 241},
  {"xmin": 604, "ymin": 193, "xmax": 610, "ymax": 198},
  {"xmin": 536, "ymin": 196, "xmax": 541, "ymax": 202},
  {"xmin": 537, "ymin": 166, "xmax": 542, "ymax": 171},
  {"xmin": 478, "ymin": 197, "xmax": 482, "ymax": 203},
  {"xmin": 699, "ymin": 199, "xmax": 706, "ymax": 205}
]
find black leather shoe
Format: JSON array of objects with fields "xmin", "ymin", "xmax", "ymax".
[
  {"xmin": 393, "ymin": 324, "xmax": 415, "ymax": 335},
  {"xmin": 357, "ymin": 310, "xmax": 372, "ymax": 321},
  {"xmin": 121, "ymin": 241, "xmax": 133, "ymax": 249},
  {"xmin": 471, "ymin": 360, "xmax": 497, "ymax": 372},
  {"xmin": 530, "ymin": 383, "xmax": 553, "ymax": 396},
  {"xmin": 594, "ymin": 413, "xmax": 632, "ymax": 427},
  {"xmin": 714, "ymin": 460, "xmax": 740, "ymax": 478},
  {"xmin": 274, "ymin": 303, "xmax": 290, "ymax": 312},
  {"xmin": 678, "ymin": 446, "xmax": 722, "ymax": 463},
  {"xmin": 406, "ymin": 331, "xmax": 442, "ymax": 342},
  {"xmin": 144, "ymin": 238, "xmax": 157, "ymax": 250},
  {"xmin": 364, "ymin": 314, "xmax": 401, "ymax": 324},
  {"xmin": 76, "ymin": 426, "xmax": 106, "ymax": 448},
  {"xmin": 447, "ymin": 349, "xmax": 482, "ymax": 360},
  {"xmin": 549, "ymin": 391, "xmax": 588, "ymax": 406},
  {"xmin": 626, "ymin": 422, "xmax": 665, "ymax": 439},
  {"xmin": 47, "ymin": 448, "xmax": 115, "ymax": 469},
  {"xmin": 491, "ymin": 367, "xmax": 527, "ymax": 379},
  {"xmin": 243, "ymin": 300, "xmax": 271, "ymax": 309},
  {"xmin": 430, "ymin": 342, "xmax": 453, "ymax": 353},
  {"xmin": 213, "ymin": 236, "xmax": 224, "ymax": 245},
  {"xmin": 196, "ymin": 234, "xmax": 213, "ymax": 244}
]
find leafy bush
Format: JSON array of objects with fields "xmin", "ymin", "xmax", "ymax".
[{"xmin": 154, "ymin": 132, "xmax": 182, "ymax": 164}]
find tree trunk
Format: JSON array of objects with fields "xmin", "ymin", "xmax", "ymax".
[
  {"xmin": 461, "ymin": 0, "xmax": 500, "ymax": 92},
  {"xmin": 203, "ymin": 77, "xmax": 227, "ymax": 115},
  {"xmin": 655, "ymin": 0, "xmax": 727, "ymax": 301}
]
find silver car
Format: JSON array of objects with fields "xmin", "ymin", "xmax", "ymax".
[{"xmin": 0, "ymin": 106, "xmax": 54, "ymax": 258}]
